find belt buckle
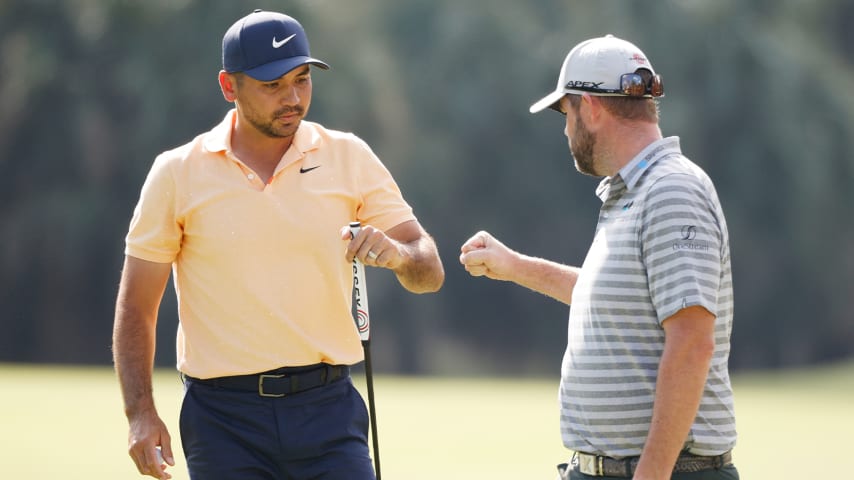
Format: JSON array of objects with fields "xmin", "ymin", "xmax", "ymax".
[
  {"xmin": 258, "ymin": 374, "xmax": 286, "ymax": 397},
  {"xmin": 577, "ymin": 453, "xmax": 603, "ymax": 476}
]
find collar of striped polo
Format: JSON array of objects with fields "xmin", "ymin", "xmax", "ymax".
[{"xmin": 619, "ymin": 136, "xmax": 682, "ymax": 189}]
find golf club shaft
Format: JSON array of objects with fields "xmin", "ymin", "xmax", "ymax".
[
  {"xmin": 363, "ymin": 340, "xmax": 381, "ymax": 480},
  {"xmin": 349, "ymin": 222, "xmax": 381, "ymax": 480}
]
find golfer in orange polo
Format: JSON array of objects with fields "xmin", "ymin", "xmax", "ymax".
[{"xmin": 112, "ymin": 10, "xmax": 444, "ymax": 480}]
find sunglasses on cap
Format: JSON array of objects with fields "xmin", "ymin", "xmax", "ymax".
[
  {"xmin": 620, "ymin": 72, "xmax": 664, "ymax": 97},
  {"xmin": 567, "ymin": 72, "xmax": 664, "ymax": 98}
]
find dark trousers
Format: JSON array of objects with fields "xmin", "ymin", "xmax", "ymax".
[
  {"xmin": 568, "ymin": 465, "xmax": 739, "ymax": 480},
  {"xmin": 180, "ymin": 376, "xmax": 375, "ymax": 480}
]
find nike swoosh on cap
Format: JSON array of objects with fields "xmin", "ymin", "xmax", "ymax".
[{"xmin": 272, "ymin": 34, "xmax": 296, "ymax": 49}]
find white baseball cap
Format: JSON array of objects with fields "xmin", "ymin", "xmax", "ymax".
[{"xmin": 529, "ymin": 34, "xmax": 662, "ymax": 114}]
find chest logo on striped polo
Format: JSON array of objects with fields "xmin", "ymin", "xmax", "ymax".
[
  {"xmin": 673, "ymin": 225, "xmax": 709, "ymax": 252},
  {"xmin": 681, "ymin": 225, "xmax": 697, "ymax": 240}
]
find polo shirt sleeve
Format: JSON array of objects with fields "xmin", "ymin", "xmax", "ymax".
[
  {"xmin": 351, "ymin": 137, "xmax": 416, "ymax": 232},
  {"xmin": 640, "ymin": 173, "xmax": 723, "ymax": 323},
  {"xmin": 124, "ymin": 153, "xmax": 182, "ymax": 264}
]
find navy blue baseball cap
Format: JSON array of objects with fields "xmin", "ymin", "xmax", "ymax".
[{"xmin": 222, "ymin": 10, "xmax": 329, "ymax": 81}]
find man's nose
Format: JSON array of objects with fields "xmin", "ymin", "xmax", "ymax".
[{"xmin": 280, "ymin": 85, "xmax": 300, "ymax": 105}]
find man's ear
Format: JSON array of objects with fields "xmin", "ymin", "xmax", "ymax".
[
  {"xmin": 580, "ymin": 93, "xmax": 606, "ymax": 129},
  {"xmin": 219, "ymin": 71, "xmax": 237, "ymax": 102}
]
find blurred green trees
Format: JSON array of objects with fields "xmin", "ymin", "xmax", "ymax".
[{"xmin": 1, "ymin": 0, "xmax": 852, "ymax": 373}]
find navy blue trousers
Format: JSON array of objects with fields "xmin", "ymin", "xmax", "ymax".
[{"xmin": 179, "ymin": 376, "xmax": 376, "ymax": 480}]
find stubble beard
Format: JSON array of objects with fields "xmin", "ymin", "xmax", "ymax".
[
  {"xmin": 247, "ymin": 106, "xmax": 305, "ymax": 139},
  {"xmin": 570, "ymin": 115, "xmax": 599, "ymax": 177}
]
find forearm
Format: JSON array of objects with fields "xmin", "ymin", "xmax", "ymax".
[
  {"xmin": 113, "ymin": 306, "xmax": 159, "ymax": 418},
  {"xmin": 458, "ymin": 230, "xmax": 579, "ymax": 304},
  {"xmin": 112, "ymin": 256, "xmax": 171, "ymax": 419},
  {"xmin": 509, "ymin": 253, "xmax": 579, "ymax": 305},
  {"xmin": 393, "ymin": 233, "xmax": 445, "ymax": 293},
  {"xmin": 634, "ymin": 311, "xmax": 715, "ymax": 479}
]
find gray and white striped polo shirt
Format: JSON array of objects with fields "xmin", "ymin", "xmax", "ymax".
[{"xmin": 560, "ymin": 136, "xmax": 736, "ymax": 457}]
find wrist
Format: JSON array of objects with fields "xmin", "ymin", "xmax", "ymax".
[{"xmin": 125, "ymin": 401, "xmax": 157, "ymax": 420}]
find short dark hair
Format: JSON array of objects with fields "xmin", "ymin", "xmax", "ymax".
[
  {"xmin": 601, "ymin": 96, "xmax": 659, "ymax": 122},
  {"xmin": 231, "ymin": 71, "xmax": 247, "ymax": 87}
]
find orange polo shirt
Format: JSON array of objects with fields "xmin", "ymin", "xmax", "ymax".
[{"xmin": 125, "ymin": 110, "xmax": 415, "ymax": 378}]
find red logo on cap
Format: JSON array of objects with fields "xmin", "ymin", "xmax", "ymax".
[{"xmin": 631, "ymin": 53, "xmax": 647, "ymax": 64}]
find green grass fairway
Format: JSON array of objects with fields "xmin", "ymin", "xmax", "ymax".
[{"xmin": 1, "ymin": 362, "xmax": 852, "ymax": 479}]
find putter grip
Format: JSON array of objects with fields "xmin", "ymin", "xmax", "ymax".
[
  {"xmin": 348, "ymin": 221, "xmax": 361, "ymax": 238},
  {"xmin": 349, "ymin": 222, "xmax": 370, "ymax": 342}
]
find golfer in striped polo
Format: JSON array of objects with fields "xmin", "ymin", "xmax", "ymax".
[{"xmin": 460, "ymin": 35, "xmax": 738, "ymax": 480}]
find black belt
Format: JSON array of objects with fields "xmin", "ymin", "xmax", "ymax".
[
  {"xmin": 561, "ymin": 450, "xmax": 732, "ymax": 478},
  {"xmin": 182, "ymin": 364, "xmax": 350, "ymax": 398}
]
